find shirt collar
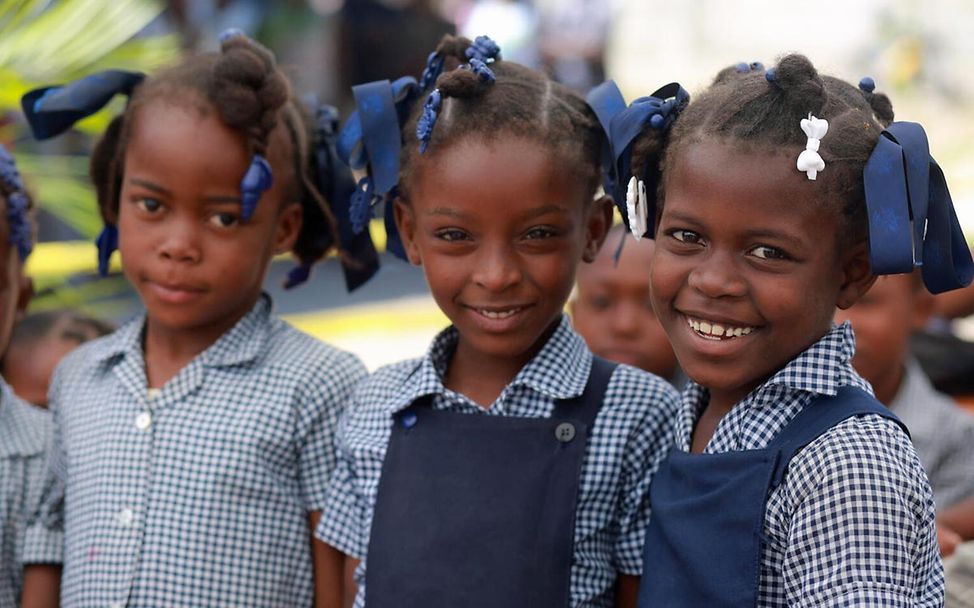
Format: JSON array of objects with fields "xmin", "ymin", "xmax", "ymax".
[
  {"xmin": 93, "ymin": 293, "xmax": 274, "ymax": 369},
  {"xmin": 389, "ymin": 315, "xmax": 592, "ymax": 413},
  {"xmin": 0, "ymin": 380, "xmax": 46, "ymax": 457},
  {"xmin": 762, "ymin": 321, "xmax": 859, "ymax": 396}
]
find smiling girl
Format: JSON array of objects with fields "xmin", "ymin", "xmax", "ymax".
[
  {"xmin": 316, "ymin": 35, "xmax": 680, "ymax": 608},
  {"xmin": 606, "ymin": 55, "xmax": 972, "ymax": 607}
]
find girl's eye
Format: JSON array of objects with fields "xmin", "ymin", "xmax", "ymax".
[
  {"xmin": 524, "ymin": 226, "xmax": 557, "ymax": 240},
  {"xmin": 750, "ymin": 245, "xmax": 789, "ymax": 260},
  {"xmin": 138, "ymin": 198, "xmax": 163, "ymax": 213},
  {"xmin": 434, "ymin": 228, "xmax": 469, "ymax": 242},
  {"xmin": 209, "ymin": 212, "xmax": 239, "ymax": 228},
  {"xmin": 671, "ymin": 229, "xmax": 703, "ymax": 245}
]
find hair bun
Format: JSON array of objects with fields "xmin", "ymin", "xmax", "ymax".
[
  {"xmin": 433, "ymin": 34, "xmax": 473, "ymax": 73},
  {"xmin": 769, "ymin": 54, "xmax": 826, "ymax": 114}
]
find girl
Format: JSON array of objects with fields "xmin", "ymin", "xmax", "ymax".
[
  {"xmin": 0, "ymin": 144, "xmax": 58, "ymax": 607},
  {"xmin": 599, "ymin": 56, "xmax": 971, "ymax": 606},
  {"xmin": 316, "ymin": 35, "xmax": 681, "ymax": 608},
  {"xmin": 21, "ymin": 33, "xmax": 369, "ymax": 607}
]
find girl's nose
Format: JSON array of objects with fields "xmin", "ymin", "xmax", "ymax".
[
  {"xmin": 472, "ymin": 244, "xmax": 522, "ymax": 292},
  {"xmin": 157, "ymin": 219, "xmax": 202, "ymax": 264},
  {"xmin": 687, "ymin": 251, "xmax": 747, "ymax": 299}
]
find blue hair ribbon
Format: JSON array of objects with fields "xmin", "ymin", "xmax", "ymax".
[
  {"xmin": 863, "ymin": 121, "xmax": 973, "ymax": 293},
  {"xmin": 337, "ymin": 77, "xmax": 421, "ymax": 261},
  {"xmin": 21, "ymin": 70, "xmax": 145, "ymax": 140},
  {"xmin": 586, "ymin": 81, "xmax": 689, "ymax": 237},
  {"xmin": 0, "ymin": 145, "xmax": 33, "ymax": 261},
  {"xmin": 419, "ymin": 51, "xmax": 445, "ymax": 91},
  {"xmin": 416, "ymin": 90, "xmax": 442, "ymax": 154},
  {"xmin": 95, "ymin": 223, "xmax": 118, "ymax": 277},
  {"xmin": 240, "ymin": 154, "xmax": 272, "ymax": 221},
  {"xmin": 465, "ymin": 35, "xmax": 501, "ymax": 63}
]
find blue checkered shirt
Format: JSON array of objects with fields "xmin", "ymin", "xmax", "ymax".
[
  {"xmin": 1, "ymin": 381, "xmax": 60, "ymax": 608},
  {"xmin": 35, "ymin": 295, "xmax": 367, "ymax": 607},
  {"xmin": 675, "ymin": 322, "xmax": 944, "ymax": 607},
  {"xmin": 317, "ymin": 315, "xmax": 681, "ymax": 607}
]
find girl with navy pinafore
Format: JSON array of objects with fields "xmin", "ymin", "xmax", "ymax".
[
  {"xmin": 315, "ymin": 35, "xmax": 681, "ymax": 608},
  {"xmin": 0, "ymin": 145, "xmax": 59, "ymax": 608},
  {"xmin": 588, "ymin": 55, "xmax": 972, "ymax": 606},
  {"xmin": 19, "ymin": 31, "xmax": 379, "ymax": 607}
]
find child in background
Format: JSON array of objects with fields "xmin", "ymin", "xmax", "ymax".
[
  {"xmin": 2, "ymin": 310, "xmax": 113, "ymax": 407},
  {"xmin": 20, "ymin": 32, "xmax": 369, "ymax": 607},
  {"xmin": 317, "ymin": 35, "xmax": 680, "ymax": 608},
  {"xmin": 0, "ymin": 144, "xmax": 59, "ymax": 606},
  {"xmin": 591, "ymin": 56, "xmax": 972, "ymax": 606},
  {"xmin": 570, "ymin": 223, "xmax": 682, "ymax": 387},
  {"xmin": 836, "ymin": 273, "xmax": 974, "ymax": 555}
]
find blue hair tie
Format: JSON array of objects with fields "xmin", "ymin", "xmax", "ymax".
[
  {"xmin": 416, "ymin": 89, "xmax": 442, "ymax": 154},
  {"xmin": 219, "ymin": 28, "xmax": 247, "ymax": 44},
  {"xmin": 465, "ymin": 58, "xmax": 496, "ymax": 84},
  {"xmin": 0, "ymin": 145, "xmax": 33, "ymax": 261},
  {"xmin": 735, "ymin": 62, "xmax": 750, "ymax": 73},
  {"xmin": 750, "ymin": 61, "xmax": 764, "ymax": 71},
  {"xmin": 349, "ymin": 176, "xmax": 377, "ymax": 235},
  {"xmin": 859, "ymin": 76, "xmax": 876, "ymax": 93},
  {"xmin": 419, "ymin": 50, "xmax": 445, "ymax": 91},
  {"xmin": 283, "ymin": 263, "xmax": 312, "ymax": 290},
  {"xmin": 765, "ymin": 68, "xmax": 778, "ymax": 85},
  {"xmin": 466, "ymin": 35, "xmax": 501, "ymax": 62},
  {"xmin": 240, "ymin": 154, "xmax": 273, "ymax": 221},
  {"xmin": 95, "ymin": 223, "xmax": 118, "ymax": 277}
]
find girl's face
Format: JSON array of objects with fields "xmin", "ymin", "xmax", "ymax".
[
  {"xmin": 651, "ymin": 140, "xmax": 873, "ymax": 406},
  {"xmin": 396, "ymin": 136, "xmax": 610, "ymax": 368},
  {"xmin": 117, "ymin": 98, "xmax": 301, "ymax": 343}
]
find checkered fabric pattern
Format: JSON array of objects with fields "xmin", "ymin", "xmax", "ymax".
[
  {"xmin": 317, "ymin": 315, "xmax": 681, "ymax": 608},
  {"xmin": 34, "ymin": 295, "xmax": 367, "ymax": 608},
  {"xmin": 1, "ymin": 381, "xmax": 59, "ymax": 608},
  {"xmin": 675, "ymin": 322, "xmax": 944, "ymax": 607},
  {"xmin": 891, "ymin": 358, "xmax": 974, "ymax": 510}
]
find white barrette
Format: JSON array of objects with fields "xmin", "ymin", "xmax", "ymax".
[
  {"xmin": 796, "ymin": 113, "xmax": 829, "ymax": 180},
  {"xmin": 626, "ymin": 176, "xmax": 648, "ymax": 240}
]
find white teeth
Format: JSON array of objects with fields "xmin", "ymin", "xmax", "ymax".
[
  {"xmin": 685, "ymin": 316, "xmax": 755, "ymax": 339},
  {"xmin": 479, "ymin": 308, "xmax": 520, "ymax": 320}
]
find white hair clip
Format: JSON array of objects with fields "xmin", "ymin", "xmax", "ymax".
[
  {"xmin": 626, "ymin": 176, "xmax": 648, "ymax": 240},
  {"xmin": 797, "ymin": 113, "xmax": 829, "ymax": 180}
]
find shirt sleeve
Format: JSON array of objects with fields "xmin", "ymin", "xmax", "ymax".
[
  {"xmin": 778, "ymin": 415, "xmax": 944, "ymax": 607},
  {"xmin": 610, "ymin": 367, "xmax": 681, "ymax": 576},
  {"xmin": 314, "ymin": 406, "xmax": 368, "ymax": 559},
  {"xmin": 22, "ymin": 369, "xmax": 67, "ymax": 564},
  {"xmin": 296, "ymin": 350, "xmax": 367, "ymax": 512},
  {"xmin": 925, "ymin": 405, "xmax": 974, "ymax": 510}
]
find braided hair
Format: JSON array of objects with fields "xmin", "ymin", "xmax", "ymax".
[
  {"xmin": 400, "ymin": 34, "xmax": 605, "ymax": 200},
  {"xmin": 632, "ymin": 54, "xmax": 894, "ymax": 243},
  {"xmin": 89, "ymin": 35, "xmax": 339, "ymax": 271}
]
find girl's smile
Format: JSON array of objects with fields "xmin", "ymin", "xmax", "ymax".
[{"xmin": 651, "ymin": 140, "xmax": 873, "ymax": 411}]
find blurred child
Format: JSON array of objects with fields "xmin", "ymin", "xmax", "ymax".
[
  {"xmin": 570, "ymin": 223, "xmax": 682, "ymax": 386},
  {"xmin": 836, "ymin": 274, "xmax": 974, "ymax": 528},
  {"xmin": 2, "ymin": 310, "xmax": 113, "ymax": 407},
  {"xmin": 317, "ymin": 35, "xmax": 680, "ymax": 607},
  {"xmin": 20, "ymin": 32, "xmax": 370, "ymax": 607},
  {"xmin": 589, "ymin": 55, "xmax": 972, "ymax": 606},
  {"xmin": 0, "ymin": 144, "xmax": 59, "ymax": 606}
]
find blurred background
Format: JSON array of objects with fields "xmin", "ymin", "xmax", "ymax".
[{"xmin": 2, "ymin": 0, "xmax": 972, "ymax": 370}]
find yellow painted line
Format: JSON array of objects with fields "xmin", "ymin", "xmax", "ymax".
[
  {"xmin": 282, "ymin": 296, "xmax": 448, "ymax": 340},
  {"xmin": 25, "ymin": 219, "xmax": 389, "ymax": 281}
]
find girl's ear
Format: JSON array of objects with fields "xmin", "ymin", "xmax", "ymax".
[
  {"xmin": 393, "ymin": 198, "xmax": 422, "ymax": 266},
  {"xmin": 273, "ymin": 202, "xmax": 302, "ymax": 255},
  {"xmin": 582, "ymin": 196, "xmax": 613, "ymax": 263},
  {"xmin": 836, "ymin": 240, "xmax": 878, "ymax": 310}
]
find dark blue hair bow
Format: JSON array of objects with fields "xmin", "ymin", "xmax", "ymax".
[
  {"xmin": 282, "ymin": 99, "xmax": 380, "ymax": 291},
  {"xmin": 863, "ymin": 122, "xmax": 972, "ymax": 293},
  {"xmin": 466, "ymin": 35, "xmax": 501, "ymax": 63},
  {"xmin": 337, "ymin": 77, "xmax": 422, "ymax": 261},
  {"xmin": 586, "ymin": 80, "xmax": 689, "ymax": 237},
  {"xmin": 0, "ymin": 145, "xmax": 33, "ymax": 261},
  {"xmin": 22, "ymin": 70, "xmax": 136, "ymax": 275}
]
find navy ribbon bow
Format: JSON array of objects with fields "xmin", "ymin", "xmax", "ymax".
[
  {"xmin": 586, "ymin": 80, "xmax": 689, "ymax": 238},
  {"xmin": 304, "ymin": 100, "xmax": 380, "ymax": 291},
  {"xmin": 863, "ymin": 122, "xmax": 973, "ymax": 293},
  {"xmin": 337, "ymin": 76, "xmax": 421, "ymax": 261},
  {"xmin": 21, "ymin": 70, "xmax": 145, "ymax": 140}
]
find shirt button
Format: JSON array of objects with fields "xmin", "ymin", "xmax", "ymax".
[
  {"xmin": 117, "ymin": 508, "xmax": 134, "ymax": 527},
  {"xmin": 554, "ymin": 422, "xmax": 576, "ymax": 443},
  {"xmin": 135, "ymin": 412, "xmax": 151, "ymax": 431}
]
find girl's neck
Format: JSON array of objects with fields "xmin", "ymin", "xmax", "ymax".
[
  {"xmin": 443, "ymin": 323, "xmax": 557, "ymax": 409},
  {"xmin": 689, "ymin": 386, "xmax": 753, "ymax": 453},
  {"xmin": 142, "ymin": 313, "xmax": 243, "ymax": 389}
]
